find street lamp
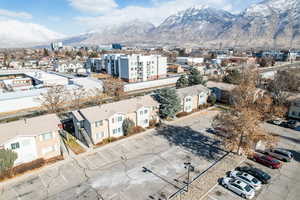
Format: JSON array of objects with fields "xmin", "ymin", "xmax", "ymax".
[{"xmin": 184, "ymin": 162, "xmax": 194, "ymax": 192}]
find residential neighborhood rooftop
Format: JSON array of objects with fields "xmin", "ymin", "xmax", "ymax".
[
  {"xmin": 0, "ymin": 114, "xmax": 61, "ymax": 144},
  {"xmin": 76, "ymin": 95, "xmax": 158, "ymax": 122},
  {"xmin": 176, "ymin": 84, "xmax": 210, "ymax": 99}
]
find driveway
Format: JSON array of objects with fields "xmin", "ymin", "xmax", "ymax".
[{"xmin": 0, "ymin": 110, "xmax": 226, "ymax": 200}]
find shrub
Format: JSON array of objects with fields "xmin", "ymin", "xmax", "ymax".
[
  {"xmin": 208, "ymin": 94, "xmax": 217, "ymax": 105},
  {"xmin": 131, "ymin": 126, "xmax": 146, "ymax": 134},
  {"xmin": 0, "ymin": 149, "xmax": 18, "ymax": 177},
  {"xmin": 149, "ymin": 119, "xmax": 158, "ymax": 128},
  {"xmin": 13, "ymin": 158, "xmax": 45, "ymax": 175},
  {"xmin": 176, "ymin": 112, "xmax": 189, "ymax": 118}
]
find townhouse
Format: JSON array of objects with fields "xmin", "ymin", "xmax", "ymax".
[
  {"xmin": 177, "ymin": 84, "xmax": 210, "ymax": 113},
  {"xmin": 71, "ymin": 95, "xmax": 159, "ymax": 145},
  {"xmin": 206, "ymin": 81, "xmax": 236, "ymax": 104},
  {"xmin": 0, "ymin": 114, "xmax": 62, "ymax": 166}
]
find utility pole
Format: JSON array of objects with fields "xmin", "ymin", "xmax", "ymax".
[{"xmin": 184, "ymin": 162, "xmax": 194, "ymax": 192}]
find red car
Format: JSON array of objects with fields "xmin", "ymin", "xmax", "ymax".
[{"xmin": 252, "ymin": 153, "xmax": 281, "ymax": 169}]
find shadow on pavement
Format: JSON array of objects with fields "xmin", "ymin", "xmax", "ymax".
[
  {"xmin": 155, "ymin": 124, "xmax": 227, "ymax": 161},
  {"xmin": 272, "ymin": 134, "xmax": 300, "ymax": 145}
]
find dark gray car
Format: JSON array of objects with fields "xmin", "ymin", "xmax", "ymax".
[{"xmin": 265, "ymin": 149, "xmax": 293, "ymax": 162}]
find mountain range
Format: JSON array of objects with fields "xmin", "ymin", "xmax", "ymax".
[
  {"xmin": 1, "ymin": 0, "xmax": 300, "ymax": 48},
  {"xmin": 63, "ymin": 0, "xmax": 300, "ymax": 48}
]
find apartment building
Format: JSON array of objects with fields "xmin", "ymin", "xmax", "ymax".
[
  {"xmin": 0, "ymin": 114, "xmax": 62, "ymax": 166},
  {"xmin": 71, "ymin": 95, "xmax": 159, "ymax": 145},
  {"xmin": 103, "ymin": 54, "xmax": 167, "ymax": 82},
  {"xmin": 177, "ymin": 84, "xmax": 210, "ymax": 113}
]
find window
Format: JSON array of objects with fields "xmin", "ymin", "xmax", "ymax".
[
  {"xmin": 118, "ymin": 116, "xmax": 123, "ymax": 122},
  {"xmin": 42, "ymin": 146, "xmax": 55, "ymax": 155},
  {"xmin": 11, "ymin": 142, "xmax": 20, "ymax": 150},
  {"xmin": 112, "ymin": 118, "xmax": 115, "ymax": 123},
  {"xmin": 113, "ymin": 129, "xmax": 117, "ymax": 134},
  {"xmin": 144, "ymin": 109, "xmax": 148, "ymax": 114},
  {"xmin": 118, "ymin": 128, "xmax": 121, "ymax": 133},
  {"xmin": 96, "ymin": 132, "xmax": 104, "ymax": 139},
  {"xmin": 95, "ymin": 120, "xmax": 103, "ymax": 127},
  {"xmin": 144, "ymin": 119, "xmax": 148, "ymax": 124},
  {"xmin": 140, "ymin": 111, "xmax": 143, "ymax": 115},
  {"xmin": 40, "ymin": 132, "xmax": 53, "ymax": 141},
  {"xmin": 292, "ymin": 111, "xmax": 296, "ymax": 116},
  {"xmin": 185, "ymin": 97, "xmax": 192, "ymax": 102}
]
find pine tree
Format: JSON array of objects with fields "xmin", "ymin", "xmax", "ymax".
[
  {"xmin": 155, "ymin": 88, "xmax": 181, "ymax": 119},
  {"xmin": 176, "ymin": 75, "xmax": 189, "ymax": 88},
  {"xmin": 188, "ymin": 67, "xmax": 206, "ymax": 86}
]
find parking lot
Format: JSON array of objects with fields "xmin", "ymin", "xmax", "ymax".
[
  {"xmin": 0, "ymin": 111, "xmax": 227, "ymax": 200},
  {"xmin": 203, "ymin": 123, "xmax": 300, "ymax": 200}
]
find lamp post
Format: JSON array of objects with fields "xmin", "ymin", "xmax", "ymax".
[{"xmin": 184, "ymin": 162, "xmax": 194, "ymax": 192}]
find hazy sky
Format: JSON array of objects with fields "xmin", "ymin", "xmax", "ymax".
[{"xmin": 0, "ymin": 0, "xmax": 262, "ymax": 36}]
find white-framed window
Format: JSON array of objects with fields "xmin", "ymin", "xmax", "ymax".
[
  {"xmin": 144, "ymin": 109, "xmax": 148, "ymax": 114},
  {"xmin": 144, "ymin": 119, "xmax": 148, "ymax": 124},
  {"xmin": 96, "ymin": 132, "xmax": 104, "ymax": 139},
  {"xmin": 292, "ymin": 111, "xmax": 296, "ymax": 116},
  {"xmin": 113, "ymin": 129, "xmax": 117, "ymax": 134},
  {"xmin": 140, "ymin": 111, "xmax": 143, "ymax": 115},
  {"xmin": 40, "ymin": 132, "xmax": 53, "ymax": 141},
  {"xmin": 95, "ymin": 120, "xmax": 103, "ymax": 127},
  {"xmin": 118, "ymin": 128, "xmax": 121, "ymax": 133},
  {"xmin": 118, "ymin": 116, "xmax": 123, "ymax": 122},
  {"xmin": 42, "ymin": 145, "xmax": 55, "ymax": 155},
  {"xmin": 185, "ymin": 97, "xmax": 192, "ymax": 102},
  {"xmin": 11, "ymin": 142, "xmax": 20, "ymax": 150}
]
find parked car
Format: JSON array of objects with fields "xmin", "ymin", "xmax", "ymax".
[
  {"xmin": 267, "ymin": 119, "xmax": 283, "ymax": 126},
  {"xmin": 264, "ymin": 148, "xmax": 293, "ymax": 162},
  {"xmin": 236, "ymin": 166, "xmax": 271, "ymax": 184},
  {"xmin": 221, "ymin": 177, "xmax": 255, "ymax": 199},
  {"xmin": 230, "ymin": 170, "xmax": 262, "ymax": 190},
  {"xmin": 252, "ymin": 153, "xmax": 282, "ymax": 169},
  {"xmin": 280, "ymin": 120, "xmax": 297, "ymax": 129}
]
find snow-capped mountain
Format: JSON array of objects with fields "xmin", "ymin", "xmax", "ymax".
[
  {"xmin": 64, "ymin": 0, "xmax": 300, "ymax": 48},
  {"xmin": 0, "ymin": 19, "xmax": 65, "ymax": 48}
]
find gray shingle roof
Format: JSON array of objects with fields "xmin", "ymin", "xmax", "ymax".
[
  {"xmin": 76, "ymin": 95, "xmax": 158, "ymax": 122},
  {"xmin": 176, "ymin": 84, "xmax": 210, "ymax": 99},
  {"xmin": 0, "ymin": 114, "xmax": 61, "ymax": 144}
]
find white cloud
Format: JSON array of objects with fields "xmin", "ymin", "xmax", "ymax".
[
  {"xmin": 0, "ymin": 9, "xmax": 32, "ymax": 19},
  {"xmin": 0, "ymin": 19, "xmax": 65, "ymax": 47},
  {"xmin": 68, "ymin": 0, "xmax": 118, "ymax": 14},
  {"xmin": 75, "ymin": 0, "xmax": 235, "ymax": 30}
]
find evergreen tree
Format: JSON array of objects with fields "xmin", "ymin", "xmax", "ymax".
[
  {"xmin": 223, "ymin": 69, "xmax": 242, "ymax": 84},
  {"xmin": 176, "ymin": 75, "xmax": 189, "ymax": 88},
  {"xmin": 155, "ymin": 88, "xmax": 181, "ymax": 119},
  {"xmin": 0, "ymin": 149, "xmax": 17, "ymax": 175},
  {"xmin": 122, "ymin": 118, "xmax": 135, "ymax": 136},
  {"xmin": 188, "ymin": 67, "xmax": 206, "ymax": 86}
]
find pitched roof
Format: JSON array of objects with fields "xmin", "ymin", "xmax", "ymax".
[
  {"xmin": 206, "ymin": 81, "xmax": 236, "ymax": 91},
  {"xmin": 76, "ymin": 95, "xmax": 158, "ymax": 122},
  {"xmin": 176, "ymin": 84, "xmax": 210, "ymax": 99},
  {"xmin": 0, "ymin": 114, "xmax": 61, "ymax": 144}
]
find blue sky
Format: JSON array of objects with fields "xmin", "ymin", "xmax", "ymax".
[{"xmin": 0, "ymin": 0, "xmax": 262, "ymax": 36}]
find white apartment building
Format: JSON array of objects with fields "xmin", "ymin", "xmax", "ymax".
[{"xmin": 103, "ymin": 54, "xmax": 167, "ymax": 82}]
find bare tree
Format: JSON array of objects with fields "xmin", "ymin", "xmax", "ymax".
[
  {"xmin": 69, "ymin": 88, "xmax": 87, "ymax": 110},
  {"xmin": 213, "ymin": 69, "xmax": 277, "ymax": 155},
  {"xmin": 90, "ymin": 88, "xmax": 106, "ymax": 105},
  {"xmin": 39, "ymin": 85, "xmax": 68, "ymax": 113}
]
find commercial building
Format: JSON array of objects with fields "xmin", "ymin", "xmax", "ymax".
[
  {"xmin": 103, "ymin": 54, "xmax": 167, "ymax": 82},
  {"xmin": 0, "ymin": 114, "xmax": 62, "ymax": 166}
]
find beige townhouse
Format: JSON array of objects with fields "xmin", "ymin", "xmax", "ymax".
[
  {"xmin": 177, "ymin": 84, "xmax": 210, "ymax": 113},
  {"xmin": 72, "ymin": 95, "xmax": 159, "ymax": 145},
  {"xmin": 0, "ymin": 114, "xmax": 62, "ymax": 166}
]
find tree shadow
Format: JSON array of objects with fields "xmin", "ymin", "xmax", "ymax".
[
  {"xmin": 272, "ymin": 133, "xmax": 300, "ymax": 145},
  {"xmin": 155, "ymin": 124, "xmax": 227, "ymax": 161}
]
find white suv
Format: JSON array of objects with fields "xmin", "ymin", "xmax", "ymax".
[
  {"xmin": 230, "ymin": 170, "xmax": 262, "ymax": 190},
  {"xmin": 222, "ymin": 177, "xmax": 255, "ymax": 199}
]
